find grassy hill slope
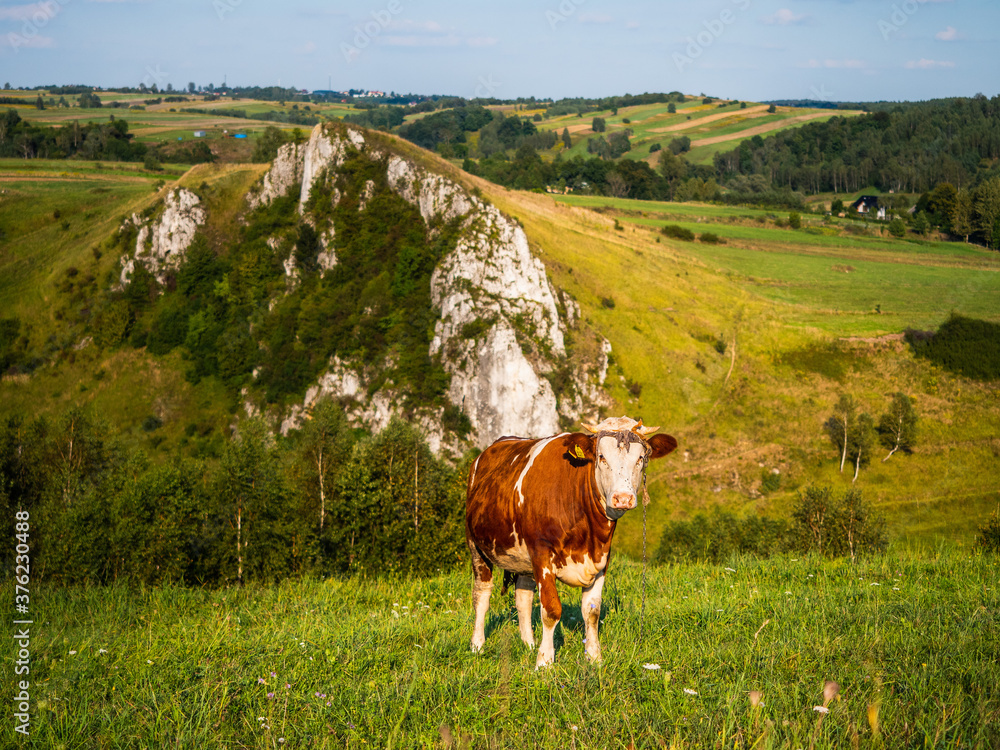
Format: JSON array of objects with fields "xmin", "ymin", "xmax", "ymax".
[{"xmin": 2, "ymin": 131, "xmax": 998, "ymax": 556}]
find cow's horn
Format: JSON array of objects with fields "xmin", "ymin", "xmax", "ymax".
[
  {"xmin": 581, "ymin": 421, "xmax": 599, "ymax": 434},
  {"xmin": 635, "ymin": 422, "xmax": 660, "ymax": 437}
]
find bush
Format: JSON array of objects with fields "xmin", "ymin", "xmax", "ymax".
[
  {"xmin": 698, "ymin": 232, "xmax": 725, "ymax": 244},
  {"xmin": 660, "ymin": 224, "xmax": 695, "ymax": 241},
  {"xmin": 788, "ymin": 211, "xmax": 801, "ymax": 229},
  {"xmin": 976, "ymin": 507, "xmax": 1000, "ymax": 553},
  {"xmin": 655, "ymin": 510, "xmax": 791, "ymax": 564},
  {"xmin": 905, "ymin": 315, "xmax": 1000, "ymax": 380},
  {"xmin": 791, "ymin": 486, "xmax": 887, "ymax": 560}
]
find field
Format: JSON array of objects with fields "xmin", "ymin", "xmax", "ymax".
[
  {"xmin": 533, "ymin": 100, "xmax": 860, "ymax": 165},
  {"xmin": 20, "ymin": 552, "xmax": 1000, "ymax": 747}
]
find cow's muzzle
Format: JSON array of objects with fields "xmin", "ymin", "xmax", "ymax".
[{"xmin": 611, "ymin": 492, "xmax": 636, "ymax": 510}]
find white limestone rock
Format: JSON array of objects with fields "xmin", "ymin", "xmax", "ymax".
[
  {"xmin": 247, "ymin": 142, "xmax": 303, "ymax": 210},
  {"xmin": 118, "ymin": 188, "xmax": 206, "ymax": 287}
]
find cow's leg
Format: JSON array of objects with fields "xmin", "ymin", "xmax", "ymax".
[
  {"xmin": 581, "ymin": 571, "xmax": 606, "ymax": 662},
  {"xmin": 468, "ymin": 539, "xmax": 494, "ymax": 653},
  {"xmin": 514, "ymin": 574, "xmax": 535, "ymax": 648},
  {"xmin": 534, "ymin": 565, "xmax": 562, "ymax": 668}
]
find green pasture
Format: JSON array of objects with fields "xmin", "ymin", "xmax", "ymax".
[{"xmin": 19, "ymin": 552, "xmax": 1000, "ymax": 747}]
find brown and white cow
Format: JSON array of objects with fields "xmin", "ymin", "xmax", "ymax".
[{"xmin": 465, "ymin": 416, "xmax": 677, "ymax": 667}]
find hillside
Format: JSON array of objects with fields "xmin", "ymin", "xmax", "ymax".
[{"xmin": 2, "ymin": 118, "xmax": 999, "ymax": 563}]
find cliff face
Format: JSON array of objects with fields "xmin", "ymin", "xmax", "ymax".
[
  {"xmin": 118, "ymin": 188, "xmax": 206, "ymax": 287},
  {"xmin": 245, "ymin": 122, "xmax": 611, "ymax": 450}
]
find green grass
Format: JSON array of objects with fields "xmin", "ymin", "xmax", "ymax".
[{"xmin": 24, "ymin": 552, "xmax": 1000, "ymax": 747}]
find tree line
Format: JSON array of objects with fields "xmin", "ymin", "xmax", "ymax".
[{"xmin": 0, "ymin": 406, "xmax": 468, "ymax": 585}]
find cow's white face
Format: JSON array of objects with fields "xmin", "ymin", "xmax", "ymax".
[{"xmin": 593, "ymin": 433, "xmax": 648, "ymax": 520}]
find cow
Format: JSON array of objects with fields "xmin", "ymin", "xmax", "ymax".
[{"xmin": 465, "ymin": 415, "xmax": 678, "ymax": 668}]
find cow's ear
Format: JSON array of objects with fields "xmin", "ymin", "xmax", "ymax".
[
  {"xmin": 648, "ymin": 433, "xmax": 678, "ymax": 460},
  {"xmin": 564, "ymin": 433, "xmax": 594, "ymax": 465}
]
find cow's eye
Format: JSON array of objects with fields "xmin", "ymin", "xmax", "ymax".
[{"xmin": 598, "ymin": 454, "xmax": 607, "ymax": 464}]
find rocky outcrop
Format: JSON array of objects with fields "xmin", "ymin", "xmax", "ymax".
[
  {"xmin": 247, "ymin": 142, "xmax": 303, "ymax": 211},
  {"xmin": 118, "ymin": 188, "xmax": 206, "ymax": 287},
  {"xmin": 251, "ymin": 122, "xmax": 608, "ymax": 451}
]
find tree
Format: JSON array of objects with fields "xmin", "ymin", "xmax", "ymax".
[
  {"xmin": 847, "ymin": 412, "xmax": 877, "ymax": 483},
  {"xmin": 831, "ymin": 198, "xmax": 844, "ymax": 214},
  {"xmin": 669, "ymin": 135, "xmax": 691, "ymax": 155},
  {"xmin": 834, "ymin": 488, "xmax": 887, "ymax": 562},
  {"xmin": 888, "ymin": 217, "xmax": 906, "ymax": 238},
  {"xmin": 218, "ymin": 417, "xmax": 293, "ymax": 584},
  {"xmin": 561, "ymin": 127, "xmax": 571, "ymax": 149},
  {"xmin": 592, "ymin": 116, "xmax": 606, "ymax": 133},
  {"xmin": 973, "ymin": 177, "xmax": 1000, "ymax": 249},
  {"xmin": 912, "ymin": 211, "xmax": 930, "ymax": 236},
  {"xmin": 34, "ymin": 95, "xmax": 44, "ymax": 110},
  {"xmin": 188, "ymin": 81, "xmax": 196, "ymax": 94},
  {"xmin": 767, "ymin": 104, "xmax": 777, "ymax": 114},
  {"xmin": 667, "ymin": 102, "xmax": 676, "ymax": 114},
  {"xmin": 824, "ymin": 394, "xmax": 857, "ymax": 473},
  {"xmin": 952, "ymin": 188, "xmax": 974, "ymax": 242},
  {"xmin": 788, "ymin": 211, "xmax": 801, "ymax": 229},
  {"xmin": 878, "ymin": 392, "xmax": 917, "ymax": 461},
  {"xmin": 298, "ymin": 399, "xmax": 351, "ymax": 532}
]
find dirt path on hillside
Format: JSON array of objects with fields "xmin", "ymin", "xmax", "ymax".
[
  {"xmin": 648, "ymin": 105, "xmax": 769, "ymax": 134},
  {"xmin": 689, "ymin": 112, "xmax": 846, "ymax": 146}
]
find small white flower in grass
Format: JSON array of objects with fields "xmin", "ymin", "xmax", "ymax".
[
  {"xmin": 642, "ymin": 663, "xmax": 660, "ymax": 671},
  {"xmin": 147, "ymin": 660, "xmax": 153, "ymax": 665},
  {"xmin": 716, "ymin": 609, "xmax": 723, "ymax": 612},
  {"xmin": 683, "ymin": 688, "xmax": 698, "ymax": 696},
  {"xmin": 278, "ymin": 739, "xmax": 285, "ymax": 744},
  {"xmin": 725, "ymin": 567, "xmax": 736, "ymax": 572},
  {"xmin": 870, "ymin": 583, "xmax": 880, "ymax": 587},
  {"xmin": 69, "ymin": 651, "xmax": 77, "ymax": 656},
  {"xmin": 99, "ymin": 649, "xmax": 107, "ymax": 654},
  {"xmin": 808, "ymin": 574, "xmax": 814, "ymax": 578},
  {"xmin": 785, "ymin": 591, "xmax": 792, "ymax": 595},
  {"xmin": 813, "ymin": 706, "xmax": 829, "ymax": 714},
  {"xmin": 893, "ymin": 587, "xmax": 900, "ymax": 591}
]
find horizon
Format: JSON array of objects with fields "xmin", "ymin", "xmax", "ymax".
[{"xmin": 1, "ymin": 0, "xmax": 998, "ymax": 103}]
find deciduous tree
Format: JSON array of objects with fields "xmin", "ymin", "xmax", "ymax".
[{"xmin": 879, "ymin": 392, "xmax": 917, "ymax": 461}]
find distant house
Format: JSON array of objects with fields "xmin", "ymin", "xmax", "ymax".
[
  {"xmin": 851, "ymin": 195, "xmax": 886, "ymax": 220},
  {"xmin": 193, "ymin": 130, "xmax": 206, "ymax": 138}
]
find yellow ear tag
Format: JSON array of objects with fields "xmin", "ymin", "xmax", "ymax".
[{"xmin": 573, "ymin": 445, "xmax": 586, "ymax": 459}]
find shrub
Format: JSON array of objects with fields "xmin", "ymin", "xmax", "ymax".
[
  {"xmin": 791, "ymin": 486, "xmax": 887, "ymax": 560},
  {"xmin": 600, "ymin": 296, "xmax": 615, "ymax": 309},
  {"xmin": 976, "ymin": 507, "xmax": 1000, "ymax": 553},
  {"xmin": 788, "ymin": 211, "xmax": 801, "ymax": 229},
  {"xmin": 905, "ymin": 315, "xmax": 1000, "ymax": 380},
  {"xmin": 655, "ymin": 511, "xmax": 791, "ymax": 564},
  {"xmin": 660, "ymin": 224, "xmax": 695, "ymax": 241},
  {"xmin": 698, "ymin": 232, "xmax": 725, "ymax": 244}
]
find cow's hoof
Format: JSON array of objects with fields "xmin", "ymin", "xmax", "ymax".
[
  {"xmin": 535, "ymin": 653, "xmax": 554, "ymax": 669},
  {"xmin": 470, "ymin": 641, "xmax": 484, "ymax": 654}
]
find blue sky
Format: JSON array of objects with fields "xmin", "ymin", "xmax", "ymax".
[{"xmin": 1, "ymin": 0, "xmax": 997, "ymax": 102}]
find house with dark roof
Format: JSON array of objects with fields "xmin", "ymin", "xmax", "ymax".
[{"xmin": 851, "ymin": 195, "xmax": 886, "ymax": 220}]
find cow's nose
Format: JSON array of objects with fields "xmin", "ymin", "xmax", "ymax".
[{"xmin": 611, "ymin": 492, "xmax": 636, "ymax": 510}]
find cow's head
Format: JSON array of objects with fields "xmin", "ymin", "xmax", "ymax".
[{"xmin": 567, "ymin": 416, "xmax": 678, "ymax": 520}]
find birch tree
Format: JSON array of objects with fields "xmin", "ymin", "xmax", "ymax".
[
  {"xmin": 824, "ymin": 394, "xmax": 857, "ymax": 473},
  {"xmin": 878, "ymin": 392, "xmax": 917, "ymax": 462}
]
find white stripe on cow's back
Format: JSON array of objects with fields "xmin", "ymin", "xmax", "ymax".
[{"xmin": 514, "ymin": 433, "xmax": 568, "ymax": 507}]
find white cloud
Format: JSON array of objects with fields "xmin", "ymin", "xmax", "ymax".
[
  {"xmin": 905, "ymin": 58, "xmax": 955, "ymax": 69},
  {"xmin": 763, "ymin": 9, "xmax": 808, "ymax": 25},
  {"xmin": 935, "ymin": 26, "xmax": 959, "ymax": 41}
]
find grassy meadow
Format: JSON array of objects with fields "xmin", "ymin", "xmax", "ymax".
[{"xmin": 16, "ymin": 552, "xmax": 1000, "ymax": 747}]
